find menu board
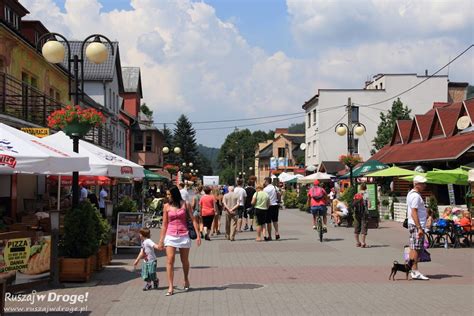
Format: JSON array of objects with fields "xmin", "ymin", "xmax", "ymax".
[
  {"xmin": 116, "ymin": 212, "xmax": 144, "ymax": 249},
  {"xmin": 0, "ymin": 234, "xmax": 51, "ymax": 286},
  {"xmin": 366, "ymin": 183, "xmax": 378, "ymax": 211}
]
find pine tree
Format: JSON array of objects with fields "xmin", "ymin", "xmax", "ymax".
[
  {"xmin": 162, "ymin": 124, "xmax": 176, "ymax": 164},
  {"xmin": 173, "ymin": 114, "xmax": 199, "ymax": 170},
  {"xmin": 372, "ymin": 98, "xmax": 411, "ymax": 151}
]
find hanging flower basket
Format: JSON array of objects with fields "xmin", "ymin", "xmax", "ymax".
[
  {"xmin": 164, "ymin": 164, "xmax": 178, "ymax": 175},
  {"xmin": 339, "ymin": 154, "xmax": 362, "ymax": 168},
  {"xmin": 47, "ymin": 105, "xmax": 105, "ymax": 137}
]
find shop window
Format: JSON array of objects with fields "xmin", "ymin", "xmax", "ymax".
[{"xmin": 278, "ymin": 147, "xmax": 285, "ymax": 157}]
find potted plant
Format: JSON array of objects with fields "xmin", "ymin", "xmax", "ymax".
[
  {"xmin": 47, "ymin": 105, "xmax": 105, "ymax": 137},
  {"xmin": 112, "ymin": 196, "xmax": 138, "ymax": 224},
  {"xmin": 59, "ymin": 201, "xmax": 99, "ymax": 282},
  {"xmin": 93, "ymin": 211, "xmax": 112, "ymax": 270},
  {"xmin": 339, "ymin": 154, "xmax": 362, "ymax": 169}
]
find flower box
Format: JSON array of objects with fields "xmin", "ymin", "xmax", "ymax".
[
  {"xmin": 47, "ymin": 105, "xmax": 105, "ymax": 137},
  {"xmin": 98, "ymin": 245, "xmax": 108, "ymax": 269},
  {"xmin": 59, "ymin": 257, "xmax": 93, "ymax": 282}
]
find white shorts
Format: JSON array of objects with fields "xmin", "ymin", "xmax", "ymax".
[{"xmin": 164, "ymin": 235, "xmax": 191, "ymax": 248}]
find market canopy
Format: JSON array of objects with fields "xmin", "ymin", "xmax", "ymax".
[
  {"xmin": 42, "ymin": 131, "xmax": 144, "ymax": 178},
  {"xmin": 365, "ymin": 166, "xmax": 419, "ymax": 178},
  {"xmin": 0, "ymin": 123, "xmax": 89, "ymax": 174},
  {"xmin": 340, "ymin": 160, "xmax": 388, "ymax": 178},
  {"xmin": 297, "ymin": 172, "xmax": 334, "ymax": 184},
  {"xmin": 144, "ymin": 169, "xmax": 169, "ymax": 181},
  {"xmin": 401, "ymin": 168, "xmax": 470, "ymax": 186}
]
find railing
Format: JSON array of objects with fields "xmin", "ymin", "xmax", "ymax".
[{"xmin": 0, "ymin": 71, "xmax": 114, "ymax": 150}]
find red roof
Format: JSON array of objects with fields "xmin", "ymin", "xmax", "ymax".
[
  {"xmin": 371, "ymin": 98, "xmax": 474, "ymax": 164},
  {"xmin": 371, "ymin": 133, "xmax": 473, "ymax": 163}
]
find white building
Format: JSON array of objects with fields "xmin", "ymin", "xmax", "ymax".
[{"xmin": 302, "ymin": 73, "xmax": 449, "ymax": 168}]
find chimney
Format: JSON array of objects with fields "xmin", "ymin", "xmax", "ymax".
[{"xmin": 425, "ymin": 69, "xmax": 428, "ymax": 76}]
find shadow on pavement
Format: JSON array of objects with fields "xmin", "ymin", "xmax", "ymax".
[
  {"xmin": 187, "ymin": 283, "xmax": 264, "ymax": 293},
  {"xmin": 323, "ymin": 238, "xmax": 344, "ymax": 242},
  {"xmin": 364, "ymin": 244, "xmax": 390, "ymax": 248},
  {"xmin": 426, "ymin": 274, "xmax": 463, "ymax": 280}
]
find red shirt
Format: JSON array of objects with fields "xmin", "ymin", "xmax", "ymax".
[
  {"xmin": 199, "ymin": 194, "xmax": 215, "ymax": 217},
  {"xmin": 308, "ymin": 186, "xmax": 326, "ymax": 207}
]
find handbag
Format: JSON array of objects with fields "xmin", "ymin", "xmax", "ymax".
[
  {"xmin": 403, "ymin": 218, "xmax": 408, "ymax": 229},
  {"xmin": 185, "ymin": 203, "xmax": 197, "ymax": 240}
]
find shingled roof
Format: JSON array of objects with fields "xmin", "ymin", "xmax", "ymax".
[
  {"xmin": 371, "ymin": 99, "xmax": 474, "ymax": 164},
  {"xmin": 60, "ymin": 41, "xmax": 124, "ymax": 92}
]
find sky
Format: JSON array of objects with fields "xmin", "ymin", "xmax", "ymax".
[{"xmin": 21, "ymin": 0, "xmax": 474, "ymax": 147}]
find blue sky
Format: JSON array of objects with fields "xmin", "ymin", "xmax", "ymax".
[{"xmin": 28, "ymin": 0, "xmax": 473, "ymax": 147}]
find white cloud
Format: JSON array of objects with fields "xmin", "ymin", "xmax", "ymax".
[{"xmin": 19, "ymin": 0, "xmax": 474, "ymax": 147}]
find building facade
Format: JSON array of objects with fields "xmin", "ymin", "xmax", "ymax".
[{"xmin": 302, "ymin": 73, "xmax": 449, "ymax": 168}]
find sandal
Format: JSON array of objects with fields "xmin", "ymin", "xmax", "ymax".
[
  {"xmin": 166, "ymin": 291, "xmax": 174, "ymax": 296},
  {"xmin": 361, "ymin": 244, "xmax": 370, "ymax": 248},
  {"xmin": 356, "ymin": 242, "xmax": 362, "ymax": 247}
]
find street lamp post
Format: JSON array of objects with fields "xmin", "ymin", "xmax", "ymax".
[
  {"xmin": 334, "ymin": 98, "xmax": 366, "ymax": 187},
  {"xmin": 38, "ymin": 33, "xmax": 114, "ymax": 208},
  {"xmin": 162, "ymin": 146, "xmax": 181, "ymax": 184}
]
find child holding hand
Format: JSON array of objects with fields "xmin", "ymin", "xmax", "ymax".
[{"xmin": 134, "ymin": 228, "xmax": 160, "ymax": 291}]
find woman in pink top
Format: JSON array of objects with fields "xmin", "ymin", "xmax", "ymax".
[
  {"xmin": 199, "ymin": 186, "xmax": 217, "ymax": 241},
  {"xmin": 158, "ymin": 186, "xmax": 201, "ymax": 296}
]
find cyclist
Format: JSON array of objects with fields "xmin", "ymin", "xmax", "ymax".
[{"xmin": 307, "ymin": 180, "xmax": 328, "ymax": 232}]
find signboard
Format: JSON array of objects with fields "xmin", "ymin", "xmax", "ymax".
[
  {"xmin": 203, "ymin": 176, "xmax": 219, "ymax": 186},
  {"xmin": 0, "ymin": 235, "xmax": 51, "ymax": 287},
  {"xmin": 447, "ymin": 184, "xmax": 456, "ymax": 205},
  {"xmin": 115, "ymin": 212, "xmax": 144, "ymax": 251},
  {"xmin": 20, "ymin": 128, "xmax": 49, "ymax": 138},
  {"xmin": 359, "ymin": 183, "xmax": 377, "ymax": 211}
]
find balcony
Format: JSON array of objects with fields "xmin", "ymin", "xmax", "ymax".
[{"xmin": 0, "ymin": 71, "xmax": 114, "ymax": 150}]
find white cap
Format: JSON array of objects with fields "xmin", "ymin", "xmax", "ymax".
[{"xmin": 413, "ymin": 175, "xmax": 427, "ymax": 184}]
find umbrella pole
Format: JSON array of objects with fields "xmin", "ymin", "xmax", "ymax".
[{"xmin": 57, "ymin": 175, "xmax": 61, "ymax": 211}]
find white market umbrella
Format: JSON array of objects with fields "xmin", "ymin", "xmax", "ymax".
[
  {"xmin": 42, "ymin": 132, "xmax": 144, "ymax": 178},
  {"xmin": 0, "ymin": 123, "xmax": 89, "ymax": 174},
  {"xmin": 469, "ymin": 169, "xmax": 474, "ymax": 182},
  {"xmin": 278, "ymin": 172, "xmax": 292, "ymax": 182},
  {"xmin": 297, "ymin": 172, "xmax": 334, "ymax": 184}
]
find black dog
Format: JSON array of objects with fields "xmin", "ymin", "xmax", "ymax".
[{"xmin": 389, "ymin": 260, "xmax": 413, "ymax": 281}]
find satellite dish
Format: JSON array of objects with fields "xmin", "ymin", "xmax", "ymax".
[
  {"xmin": 456, "ymin": 116, "xmax": 470, "ymax": 130},
  {"xmin": 299, "ymin": 143, "xmax": 307, "ymax": 150},
  {"xmin": 414, "ymin": 165, "xmax": 425, "ymax": 173}
]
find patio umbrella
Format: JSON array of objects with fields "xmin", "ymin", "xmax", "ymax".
[
  {"xmin": 144, "ymin": 169, "xmax": 169, "ymax": 181},
  {"xmin": 48, "ymin": 175, "xmax": 112, "ymax": 186},
  {"xmin": 42, "ymin": 132, "xmax": 144, "ymax": 178},
  {"xmin": 282, "ymin": 174, "xmax": 304, "ymax": 183},
  {"xmin": 426, "ymin": 168, "xmax": 469, "ymax": 186},
  {"xmin": 365, "ymin": 166, "xmax": 419, "ymax": 178},
  {"xmin": 340, "ymin": 160, "xmax": 388, "ymax": 178},
  {"xmin": 0, "ymin": 123, "xmax": 89, "ymax": 174},
  {"xmin": 297, "ymin": 172, "xmax": 334, "ymax": 184}
]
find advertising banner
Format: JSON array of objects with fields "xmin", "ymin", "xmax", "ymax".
[
  {"xmin": 0, "ymin": 234, "xmax": 51, "ymax": 287},
  {"xmin": 115, "ymin": 212, "xmax": 144, "ymax": 250},
  {"xmin": 20, "ymin": 128, "xmax": 49, "ymax": 138}
]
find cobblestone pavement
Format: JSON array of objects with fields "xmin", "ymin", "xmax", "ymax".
[{"xmin": 5, "ymin": 209, "xmax": 474, "ymax": 315}]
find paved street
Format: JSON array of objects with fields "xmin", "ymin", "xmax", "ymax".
[{"xmin": 5, "ymin": 209, "xmax": 474, "ymax": 315}]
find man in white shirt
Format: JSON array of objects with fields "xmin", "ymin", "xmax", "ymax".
[
  {"xmin": 406, "ymin": 175, "xmax": 429, "ymax": 280},
  {"xmin": 79, "ymin": 185, "xmax": 88, "ymax": 202},
  {"xmin": 179, "ymin": 182, "xmax": 189, "ymax": 203},
  {"xmin": 98, "ymin": 186, "xmax": 108, "ymax": 218},
  {"xmin": 263, "ymin": 177, "xmax": 281, "ymax": 240},
  {"xmin": 233, "ymin": 179, "xmax": 247, "ymax": 232}
]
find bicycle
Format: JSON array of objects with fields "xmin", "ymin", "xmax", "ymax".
[{"xmin": 316, "ymin": 215, "xmax": 324, "ymax": 242}]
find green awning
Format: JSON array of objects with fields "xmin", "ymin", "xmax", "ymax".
[
  {"xmin": 144, "ymin": 169, "xmax": 169, "ymax": 181},
  {"xmin": 340, "ymin": 160, "xmax": 388, "ymax": 178},
  {"xmin": 365, "ymin": 166, "xmax": 419, "ymax": 177},
  {"xmin": 400, "ymin": 168, "xmax": 470, "ymax": 185}
]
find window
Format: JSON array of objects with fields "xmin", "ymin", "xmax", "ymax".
[
  {"xmin": 108, "ymin": 88, "xmax": 112, "ymax": 109},
  {"xmin": 312, "ymin": 109, "xmax": 316, "ymax": 125},
  {"xmin": 145, "ymin": 134, "xmax": 152, "ymax": 152},
  {"xmin": 34, "ymin": 31, "xmax": 40, "ymax": 45},
  {"xmin": 353, "ymin": 139, "xmax": 359, "ymax": 154},
  {"xmin": 278, "ymin": 147, "xmax": 285, "ymax": 157},
  {"xmin": 134, "ymin": 133, "xmax": 143, "ymax": 151},
  {"xmin": 22, "ymin": 72, "xmax": 29, "ymax": 83},
  {"xmin": 116, "ymin": 95, "xmax": 120, "ymax": 111},
  {"xmin": 351, "ymin": 106, "xmax": 359, "ymax": 124},
  {"xmin": 307, "ymin": 113, "xmax": 311, "ymax": 128},
  {"xmin": 380, "ymin": 82, "xmax": 383, "ymax": 89},
  {"xmin": 55, "ymin": 91, "xmax": 60, "ymax": 102},
  {"xmin": 30, "ymin": 76, "xmax": 38, "ymax": 88},
  {"xmin": 112, "ymin": 92, "xmax": 116, "ymax": 112},
  {"xmin": 307, "ymin": 142, "xmax": 311, "ymax": 158},
  {"xmin": 312, "ymin": 140, "xmax": 316, "ymax": 157}
]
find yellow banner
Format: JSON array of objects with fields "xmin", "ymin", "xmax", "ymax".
[
  {"xmin": 1, "ymin": 238, "xmax": 30, "ymax": 272},
  {"xmin": 21, "ymin": 128, "xmax": 50, "ymax": 138}
]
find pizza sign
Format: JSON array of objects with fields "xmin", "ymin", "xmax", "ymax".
[{"xmin": 0, "ymin": 154, "xmax": 17, "ymax": 168}]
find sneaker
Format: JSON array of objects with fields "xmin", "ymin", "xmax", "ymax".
[
  {"xmin": 143, "ymin": 283, "xmax": 152, "ymax": 291},
  {"xmin": 322, "ymin": 226, "xmax": 328, "ymax": 233},
  {"xmin": 153, "ymin": 280, "xmax": 159, "ymax": 289},
  {"xmin": 312, "ymin": 225, "xmax": 317, "ymax": 230},
  {"xmin": 275, "ymin": 234, "xmax": 280, "ymax": 240},
  {"xmin": 411, "ymin": 271, "xmax": 429, "ymax": 280},
  {"xmin": 244, "ymin": 224, "xmax": 249, "ymax": 231},
  {"xmin": 250, "ymin": 226, "xmax": 254, "ymax": 232}
]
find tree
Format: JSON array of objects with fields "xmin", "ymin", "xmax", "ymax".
[
  {"xmin": 372, "ymin": 98, "xmax": 411, "ymax": 151},
  {"xmin": 288, "ymin": 122, "xmax": 305, "ymax": 134},
  {"xmin": 162, "ymin": 124, "xmax": 176, "ymax": 164},
  {"xmin": 173, "ymin": 115, "xmax": 199, "ymax": 169},
  {"xmin": 140, "ymin": 103, "xmax": 153, "ymax": 117}
]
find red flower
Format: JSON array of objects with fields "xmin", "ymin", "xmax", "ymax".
[{"xmin": 47, "ymin": 105, "xmax": 105, "ymax": 129}]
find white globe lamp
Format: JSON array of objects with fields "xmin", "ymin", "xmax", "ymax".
[{"xmin": 42, "ymin": 40, "xmax": 65, "ymax": 64}]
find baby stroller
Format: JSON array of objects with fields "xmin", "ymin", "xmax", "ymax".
[
  {"xmin": 144, "ymin": 198, "xmax": 164, "ymax": 229},
  {"xmin": 427, "ymin": 218, "xmax": 453, "ymax": 248}
]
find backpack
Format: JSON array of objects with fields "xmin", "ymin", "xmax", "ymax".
[
  {"xmin": 311, "ymin": 187, "xmax": 325, "ymax": 201},
  {"xmin": 352, "ymin": 196, "xmax": 368, "ymax": 217}
]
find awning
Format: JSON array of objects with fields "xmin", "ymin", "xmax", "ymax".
[
  {"xmin": 48, "ymin": 175, "xmax": 111, "ymax": 186},
  {"xmin": 144, "ymin": 169, "xmax": 169, "ymax": 181},
  {"xmin": 365, "ymin": 166, "xmax": 419, "ymax": 178},
  {"xmin": 0, "ymin": 123, "xmax": 89, "ymax": 174},
  {"xmin": 297, "ymin": 172, "xmax": 334, "ymax": 184},
  {"xmin": 340, "ymin": 160, "xmax": 388, "ymax": 178},
  {"xmin": 42, "ymin": 132, "xmax": 144, "ymax": 178}
]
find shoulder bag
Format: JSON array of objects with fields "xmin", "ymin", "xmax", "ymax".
[{"xmin": 185, "ymin": 202, "xmax": 197, "ymax": 240}]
